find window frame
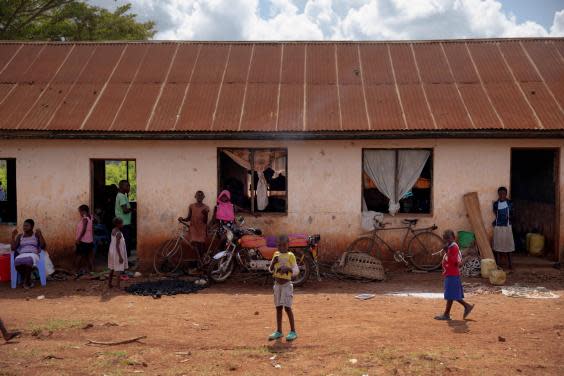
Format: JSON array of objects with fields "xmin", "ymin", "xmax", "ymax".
[
  {"xmin": 361, "ymin": 148, "xmax": 434, "ymax": 216},
  {"xmin": 92, "ymin": 158, "xmax": 137, "ymax": 201},
  {"xmin": 0, "ymin": 158, "xmax": 17, "ymax": 225},
  {"xmin": 217, "ymin": 148, "xmax": 288, "ymax": 215}
]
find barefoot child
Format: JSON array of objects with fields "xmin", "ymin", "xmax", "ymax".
[
  {"xmin": 268, "ymin": 235, "xmax": 299, "ymax": 342},
  {"xmin": 0, "ymin": 318, "xmax": 21, "ymax": 342},
  {"xmin": 108, "ymin": 217, "xmax": 128, "ymax": 289},
  {"xmin": 435, "ymin": 230, "xmax": 475, "ymax": 321},
  {"xmin": 178, "ymin": 191, "xmax": 210, "ymax": 264},
  {"xmin": 75, "ymin": 204, "xmax": 94, "ymax": 275}
]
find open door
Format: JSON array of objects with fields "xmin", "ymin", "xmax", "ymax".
[
  {"xmin": 510, "ymin": 149, "xmax": 559, "ymax": 260},
  {"xmin": 91, "ymin": 160, "xmax": 137, "ymax": 266}
]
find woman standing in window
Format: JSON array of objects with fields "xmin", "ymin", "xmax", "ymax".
[{"xmin": 493, "ymin": 187, "xmax": 515, "ymax": 270}]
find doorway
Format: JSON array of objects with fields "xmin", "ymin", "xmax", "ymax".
[
  {"xmin": 91, "ymin": 159, "xmax": 137, "ymax": 268},
  {"xmin": 510, "ymin": 149, "xmax": 559, "ymax": 260}
]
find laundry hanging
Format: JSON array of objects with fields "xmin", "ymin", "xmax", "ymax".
[{"xmin": 222, "ymin": 150, "xmax": 270, "ymax": 211}]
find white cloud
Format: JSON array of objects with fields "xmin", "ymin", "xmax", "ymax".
[
  {"xmin": 551, "ymin": 9, "xmax": 564, "ymax": 36},
  {"xmin": 87, "ymin": 0, "xmax": 564, "ymax": 40}
]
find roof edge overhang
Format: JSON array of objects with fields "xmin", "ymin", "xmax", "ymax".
[
  {"xmin": 1, "ymin": 130, "xmax": 563, "ymax": 141},
  {"xmin": 0, "ymin": 37, "xmax": 562, "ymax": 45}
]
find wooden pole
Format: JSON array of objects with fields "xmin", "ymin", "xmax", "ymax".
[{"xmin": 463, "ymin": 192, "xmax": 495, "ymax": 260}]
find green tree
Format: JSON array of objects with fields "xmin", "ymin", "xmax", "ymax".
[
  {"xmin": 105, "ymin": 160, "xmax": 136, "ymax": 201},
  {"xmin": 0, "ymin": 1, "xmax": 155, "ymax": 40},
  {"xmin": 0, "ymin": 160, "xmax": 7, "ymax": 198}
]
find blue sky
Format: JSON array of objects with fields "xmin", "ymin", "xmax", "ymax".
[
  {"xmin": 502, "ymin": 0, "xmax": 562, "ymax": 29},
  {"xmin": 87, "ymin": 0, "xmax": 564, "ymax": 40}
]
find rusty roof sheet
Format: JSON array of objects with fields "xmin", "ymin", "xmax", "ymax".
[{"xmin": 0, "ymin": 39, "xmax": 562, "ymax": 134}]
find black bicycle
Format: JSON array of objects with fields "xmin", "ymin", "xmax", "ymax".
[{"xmin": 347, "ymin": 217, "xmax": 443, "ymax": 271}]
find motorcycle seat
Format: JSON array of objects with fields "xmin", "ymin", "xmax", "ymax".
[{"xmin": 258, "ymin": 246, "xmax": 278, "ymax": 260}]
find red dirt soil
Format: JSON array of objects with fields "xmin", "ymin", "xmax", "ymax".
[{"xmin": 1, "ymin": 268, "xmax": 563, "ymax": 376}]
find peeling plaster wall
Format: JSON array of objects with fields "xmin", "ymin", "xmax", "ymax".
[{"xmin": 0, "ymin": 138, "xmax": 562, "ymax": 268}]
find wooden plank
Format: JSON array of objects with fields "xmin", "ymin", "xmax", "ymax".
[{"xmin": 463, "ymin": 192, "xmax": 495, "ymax": 260}]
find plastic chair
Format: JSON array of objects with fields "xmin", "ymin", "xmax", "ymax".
[{"xmin": 10, "ymin": 250, "xmax": 47, "ymax": 289}]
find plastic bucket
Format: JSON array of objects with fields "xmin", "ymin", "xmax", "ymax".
[
  {"xmin": 0, "ymin": 254, "xmax": 10, "ymax": 282},
  {"xmin": 489, "ymin": 269, "xmax": 507, "ymax": 285},
  {"xmin": 526, "ymin": 233, "xmax": 544, "ymax": 256},
  {"xmin": 457, "ymin": 231, "xmax": 475, "ymax": 249},
  {"xmin": 481, "ymin": 258, "xmax": 497, "ymax": 279}
]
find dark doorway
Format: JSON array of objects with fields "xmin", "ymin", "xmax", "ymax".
[
  {"xmin": 91, "ymin": 160, "xmax": 137, "ymax": 268},
  {"xmin": 510, "ymin": 149, "xmax": 559, "ymax": 260}
]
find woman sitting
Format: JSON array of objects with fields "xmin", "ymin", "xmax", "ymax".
[{"xmin": 11, "ymin": 219, "xmax": 47, "ymax": 289}]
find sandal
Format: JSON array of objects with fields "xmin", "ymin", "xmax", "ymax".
[
  {"xmin": 268, "ymin": 331, "xmax": 283, "ymax": 341},
  {"xmin": 434, "ymin": 314, "xmax": 451, "ymax": 321},
  {"xmin": 463, "ymin": 304, "xmax": 475, "ymax": 319},
  {"xmin": 286, "ymin": 331, "xmax": 298, "ymax": 342}
]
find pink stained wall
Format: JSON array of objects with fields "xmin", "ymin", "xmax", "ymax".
[{"xmin": 0, "ymin": 138, "xmax": 562, "ymax": 269}]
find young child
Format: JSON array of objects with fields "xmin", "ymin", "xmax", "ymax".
[
  {"xmin": 213, "ymin": 190, "xmax": 235, "ymax": 226},
  {"xmin": 435, "ymin": 230, "xmax": 475, "ymax": 321},
  {"xmin": 75, "ymin": 204, "xmax": 94, "ymax": 275},
  {"xmin": 493, "ymin": 186, "xmax": 515, "ymax": 269},
  {"xmin": 0, "ymin": 318, "xmax": 20, "ymax": 342},
  {"xmin": 179, "ymin": 191, "xmax": 210, "ymax": 259},
  {"xmin": 108, "ymin": 217, "xmax": 128, "ymax": 289},
  {"xmin": 268, "ymin": 235, "xmax": 299, "ymax": 342}
]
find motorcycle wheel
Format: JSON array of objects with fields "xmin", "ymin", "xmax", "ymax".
[
  {"xmin": 208, "ymin": 257, "xmax": 235, "ymax": 283},
  {"xmin": 292, "ymin": 251, "xmax": 312, "ymax": 287}
]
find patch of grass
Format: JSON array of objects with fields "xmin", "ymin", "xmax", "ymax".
[{"xmin": 29, "ymin": 318, "xmax": 84, "ymax": 334}]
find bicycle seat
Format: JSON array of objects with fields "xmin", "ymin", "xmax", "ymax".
[{"xmin": 402, "ymin": 218, "xmax": 418, "ymax": 225}]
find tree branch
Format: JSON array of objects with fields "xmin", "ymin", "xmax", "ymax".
[{"xmin": 9, "ymin": 0, "xmax": 74, "ymax": 35}]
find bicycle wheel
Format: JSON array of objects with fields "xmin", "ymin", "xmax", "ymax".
[
  {"xmin": 407, "ymin": 231, "xmax": 444, "ymax": 271},
  {"xmin": 346, "ymin": 236, "xmax": 384, "ymax": 259},
  {"xmin": 153, "ymin": 238, "xmax": 183, "ymax": 275},
  {"xmin": 291, "ymin": 250, "xmax": 312, "ymax": 287}
]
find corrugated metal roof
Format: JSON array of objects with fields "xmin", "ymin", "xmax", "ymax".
[{"xmin": 0, "ymin": 39, "xmax": 562, "ymax": 134}]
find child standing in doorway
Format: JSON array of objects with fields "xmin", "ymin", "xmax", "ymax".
[
  {"xmin": 435, "ymin": 230, "xmax": 475, "ymax": 321},
  {"xmin": 75, "ymin": 204, "xmax": 94, "ymax": 275},
  {"xmin": 493, "ymin": 186, "xmax": 515, "ymax": 270},
  {"xmin": 268, "ymin": 235, "xmax": 299, "ymax": 342},
  {"xmin": 179, "ymin": 191, "xmax": 210, "ymax": 263},
  {"xmin": 108, "ymin": 217, "xmax": 128, "ymax": 289}
]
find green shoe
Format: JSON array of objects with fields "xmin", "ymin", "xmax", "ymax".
[
  {"xmin": 286, "ymin": 331, "xmax": 298, "ymax": 341},
  {"xmin": 268, "ymin": 331, "xmax": 283, "ymax": 341}
]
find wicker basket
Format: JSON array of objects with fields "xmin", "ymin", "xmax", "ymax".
[{"xmin": 334, "ymin": 252, "xmax": 386, "ymax": 281}]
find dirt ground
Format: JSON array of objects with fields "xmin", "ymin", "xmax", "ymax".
[{"xmin": 1, "ymin": 264, "xmax": 563, "ymax": 376}]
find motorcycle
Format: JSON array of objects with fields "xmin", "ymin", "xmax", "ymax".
[{"xmin": 209, "ymin": 220, "xmax": 321, "ymax": 287}]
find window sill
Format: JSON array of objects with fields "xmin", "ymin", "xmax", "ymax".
[
  {"xmin": 250, "ymin": 212, "xmax": 288, "ymax": 217},
  {"xmin": 384, "ymin": 213, "xmax": 433, "ymax": 218}
]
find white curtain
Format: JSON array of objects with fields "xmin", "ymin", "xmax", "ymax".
[
  {"xmin": 363, "ymin": 150, "xmax": 430, "ymax": 216},
  {"xmin": 221, "ymin": 150, "xmax": 270, "ymax": 211},
  {"xmin": 364, "ymin": 150, "xmax": 397, "ymax": 213}
]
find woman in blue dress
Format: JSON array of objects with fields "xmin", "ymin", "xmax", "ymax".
[{"xmin": 493, "ymin": 186, "xmax": 515, "ymax": 269}]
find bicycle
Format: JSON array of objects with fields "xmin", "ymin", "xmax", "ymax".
[
  {"xmin": 153, "ymin": 221, "xmax": 220, "ymax": 275},
  {"xmin": 346, "ymin": 217, "xmax": 444, "ymax": 271}
]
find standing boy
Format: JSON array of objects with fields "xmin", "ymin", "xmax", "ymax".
[
  {"xmin": 115, "ymin": 180, "xmax": 134, "ymax": 256},
  {"xmin": 178, "ymin": 191, "xmax": 210, "ymax": 266},
  {"xmin": 268, "ymin": 235, "xmax": 299, "ymax": 342},
  {"xmin": 435, "ymin": 230, "xmax": 475, "ymax": 321}
]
